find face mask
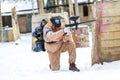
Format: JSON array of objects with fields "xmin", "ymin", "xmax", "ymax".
[{"xmin": 50, "ymin": 16, "xmax": 63, "ymax": 27}]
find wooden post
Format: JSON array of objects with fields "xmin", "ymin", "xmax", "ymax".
[
  {"xmin": 67, "ymin": 0, "xmax": 77, "ymax": 42},
  {"xmin": 59, "ymin": 0, "xmax": 64, "ymax": 12},
  {"xmin": 67, "ymin": 0, "xmax": 74, "ymax": 17},
  {"xmin": 75, "ymin": 0, "xmax": 80, "ymax": 22},
  {"xmin": 32, "ymin": 0, "xmax": 35, "ymax": 15},
  {"xmin": 37, "ymin": 0, "xmax": 45, "ymax": 14},
  {"xmin": 92, "ymin": 2, "xmax": 102, "ymax": 65},
  {"xmin": 0, "ymin": 1, "xmax": 3, "ymax": 42},
  {"xmin": 11, "ymin": 7, "xmax": 20, "ymax": 41}
]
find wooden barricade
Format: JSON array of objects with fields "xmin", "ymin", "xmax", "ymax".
[
  {"xmin": 1, "ymin": 7, "xmax": 20, "ymax": 42},
  {"xmin": 92, "ymin": 1, "xmax": 120, "ymax": 65},
  {"xmin": 75, "ymin": 25, "xmax": 89, "ymax": 48}
]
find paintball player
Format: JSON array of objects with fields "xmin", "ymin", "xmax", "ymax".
[
  {"xmin": 43, "ymin": 14, "xmax": 80, "ymax": 72},
  {"xmin": 32, "ymin": 19, "xmax": 47, "ymax": 52}
]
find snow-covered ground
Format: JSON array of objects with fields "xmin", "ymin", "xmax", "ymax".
[{"xmin": 0, "ymin": 33, "xmax": 120, "ymax": 80}]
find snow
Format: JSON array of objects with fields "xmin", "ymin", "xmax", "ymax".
[
  {"xmin": 0, "ymin": 0, "xmax": 120, "ymax": 80},
  {"xmin": 0, "ymin": 33, "xmax": 120, "ymax": 80}
]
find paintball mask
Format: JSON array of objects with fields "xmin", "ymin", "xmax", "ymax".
[
  {"xmin": 37, "ymin": 19, "xmax": 47, "ymax": 33},
  {"xmin": 50, "ymin": 16, "xmax": 63, "ymax": 27},
  {"xmin": 40, "ymin": 19, "xmax": 47, "ymax": 29}
]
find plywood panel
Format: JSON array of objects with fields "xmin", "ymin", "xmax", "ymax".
[
  {"xmin": 100, "ymin": 24, "xmax": 120, "ymax": 32},
  {"xmin": 75, "ymin": 26, "xmax": 89, "ymax": 47},
  {"xmin": 18, "ymin": 16, "xmax": 27, "ymax": 33},
  {"xmin": 101, "ymin": 32, "xmax": 120, "ymax": 40}
]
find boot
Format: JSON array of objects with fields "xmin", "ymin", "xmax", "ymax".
[{"xmin": 69, "ymin": 63, "xmax": 80, "ymax": 72}]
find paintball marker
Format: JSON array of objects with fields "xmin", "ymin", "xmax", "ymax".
[{"xmin": 65, "ymin": 16, "xmax": 96, "ymax": 30}]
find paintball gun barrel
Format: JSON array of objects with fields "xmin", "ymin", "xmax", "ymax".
[{"xmin": 65, "ymin": 16, "xmax": 96, "ymax": 30}]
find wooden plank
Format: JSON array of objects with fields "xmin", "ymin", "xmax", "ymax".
[
  {"xmin": 26, "ymin": 15, "xmax": 32, "ymax": 32},
  {"xmin": 101, "ymin": 47, "xmax": 120, "ymax": 55},
  {"xmin": 75, "ymin": 27, "xmax": 89, "ymax": 47},
  {"xmin": 38, "ymin": 0, "xmax": 45, "ymax": 14},
  {"xmin": 100, "ymin": 51, "xmax": 120, "ymax": 62},
  {"xmin": 2, "ymin": 30, "xmax": 8, "ymax": 42},
  {"xmin": 101, "ymin": 32, "xmax": 120, "ymax": 40},
  {"xmin": 11, "ymin": 7, "xmax": 20, "ymax": 41},
  {"xmin": 68, "ymin": 0, "xmax": 74, "ymax": 17},
  {"xmin": 103, "ymin": 1, "xmax": 120, "ymax": 10},
  {"xmin": 102, "ymin": 16, "xmax": 120, "ymax": 25},
  {"xmin": 102, "ymin": 8, "xmax": 120, "ymax": 17},
  {"xmin": 18, "ymin": 16, "xmax": 27, "ymax": 33},
  {"xmin": 76, "ymin": 42, "xmax": 89, "ymax": 47},
  {"xmin": 0, "ymin": 31, "xmax": 2, "ymax": 41},
  {"xmin": 92, "ymin": 2, "xmax": 102, "ymax": 64},
  {"xmin": 101, "ymin": 40, "xmax": 120, "ymax": 48},
  {"xmin": 7, "ymin": 29, "xmax": 14, "ymax": 42},
  {"xmin": 100, "ymin": 24, "xmax": 120, "ymax": 32}
]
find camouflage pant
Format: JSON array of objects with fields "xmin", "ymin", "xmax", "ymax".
[{"xmin": 47, "ymin": 41, "xmax": 76, "ymax": 71}]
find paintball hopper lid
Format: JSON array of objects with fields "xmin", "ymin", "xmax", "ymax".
[{"xmin": 69, "ymin": 16, "xmax": 79, "ymax": 21}]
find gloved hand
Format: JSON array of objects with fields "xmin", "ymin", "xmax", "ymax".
[
  {"xmin": 64, "ymin": 27, "xmax": 73, "ymax": 35},
  {"xmin": 33, "ymin": 37, "xmax": 38, "ymax": 42}
]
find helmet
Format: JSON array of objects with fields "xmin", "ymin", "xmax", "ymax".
[
  {"xmin": 40, "ymin": 19, "xmax": 47, "ymax": 29},
  {"xmin": 50, "ymin": 16, "xmax": 63, "ymax": 27},
  {"xmin": 37, "ymin": 19, "xmax": 47, "ymax": 33}
]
